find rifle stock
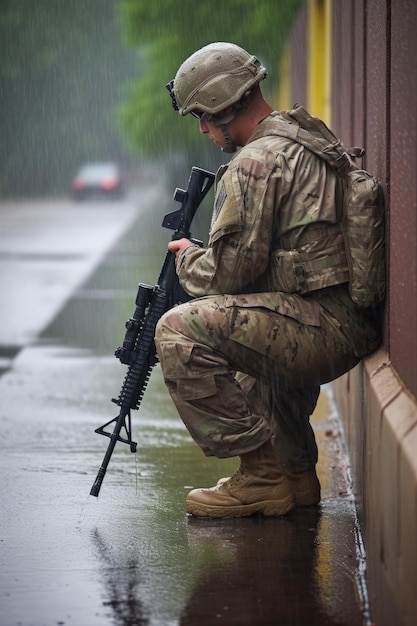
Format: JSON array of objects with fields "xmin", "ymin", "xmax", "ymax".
[{"xmin": 90, "ymin": 166, "xmax": 215, "ymax": 497}]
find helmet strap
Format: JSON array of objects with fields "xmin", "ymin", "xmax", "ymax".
[
  {"xmin": 210, "ymin": 93, "xmax": 252, "ymax": 152},
  {"xmin": 218, "ymin": 124, "xmax": 237, "ymax": 153}
]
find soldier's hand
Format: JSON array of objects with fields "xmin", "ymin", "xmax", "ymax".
[{"xmin": 168, "ymin": 238, "xmax": 194, "ymax": 259}]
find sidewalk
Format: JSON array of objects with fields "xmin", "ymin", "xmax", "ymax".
[{"xmin": 0, "ymin": 195, "xmax": 148, "ymax": 350}]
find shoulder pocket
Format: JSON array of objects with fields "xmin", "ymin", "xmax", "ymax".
[{"xmin": 209, "ymin": 170, "xmax": 244, "ymax": 244}]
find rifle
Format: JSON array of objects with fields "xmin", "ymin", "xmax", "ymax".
[{"xmin": 90, "ymin": 166, "xmax": 215, "ymax": 497}]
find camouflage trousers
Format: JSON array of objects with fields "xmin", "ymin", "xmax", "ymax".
[{"xmin": 155, "ymin": 293, "xmax": 359, "ymax": 472}]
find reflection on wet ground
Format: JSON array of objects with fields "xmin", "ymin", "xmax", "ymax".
[
  {"xmin": 182, "ymin": 510, "xmax": 355, "ymax": 626},
  {"xmin": 0, "ymin": 203, "xmax": 369, "ymax": 625}
]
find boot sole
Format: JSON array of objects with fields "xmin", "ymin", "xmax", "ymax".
[{"xmin": 186, "ymin": 494, "xmax": 296, "ymax": 519}]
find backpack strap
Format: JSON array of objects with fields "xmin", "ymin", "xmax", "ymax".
[{"xmin": 276, "ymin": 105, "xmax": 361, "ymax": 174}]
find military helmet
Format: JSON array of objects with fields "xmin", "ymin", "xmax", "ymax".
[{"xmin": 168, "ymin": 42, "xmax": 267, "ymax": 117}]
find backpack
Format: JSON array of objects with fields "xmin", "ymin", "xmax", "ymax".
[{"xmin": 276, "ymin": 105, "xmax": 386, "ymax": 309}]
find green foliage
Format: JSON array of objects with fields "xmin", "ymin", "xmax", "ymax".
[{"xmin": 118, "ymin": 0, "xmax": 302, "ymax": 157}]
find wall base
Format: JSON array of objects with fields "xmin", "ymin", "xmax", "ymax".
[{"xmin": 332, "ymin": 349, "xmax": 417, "ymax": 626}]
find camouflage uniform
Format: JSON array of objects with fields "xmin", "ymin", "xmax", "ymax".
[{"xmin": 155, "ymin": 113, "xmax": 381, "ymax": 473}]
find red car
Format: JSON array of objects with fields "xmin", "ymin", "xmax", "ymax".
[{"xmin": 71, "ymin": 162, "xmax": 123, "ymax": 200}]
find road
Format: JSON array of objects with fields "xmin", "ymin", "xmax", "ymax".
[{"xmin": 0, "ymin": 186, "xmax": 370, "ymax": 626}]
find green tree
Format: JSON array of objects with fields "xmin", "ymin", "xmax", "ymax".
[{"xmin": 118, "ymin": 0, "xmax": 301, "ymax": 164}]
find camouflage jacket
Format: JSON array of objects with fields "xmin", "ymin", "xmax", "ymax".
[{"xmin": 176, "ymin": 112, "xmax": 349, "ymax": 301}]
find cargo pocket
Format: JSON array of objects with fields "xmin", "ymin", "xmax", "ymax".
[
  {"xmin": 270, "ymin": 249, "xmax": 306, "ymax": 293},
  {"xmin": 176, "ymin": 375, "xmax": 218, "ymax": 401},
  {"xmin": 158, "ymin": 339, "xmax": 224, "ymax": 401}
]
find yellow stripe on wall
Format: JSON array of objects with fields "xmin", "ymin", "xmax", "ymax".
[{"xmin": 307, "ymin": 0, "xmax": 332, "ymax": 125}]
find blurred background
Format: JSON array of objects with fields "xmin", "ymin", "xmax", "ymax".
[{"xmin": 0, "ymin": 0, "xmax": 300, "ymax": 197}]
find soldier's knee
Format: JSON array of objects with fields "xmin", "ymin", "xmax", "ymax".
[{"xmin": 155, "ymin": 308, "xmax": 183, "ymax": 340}]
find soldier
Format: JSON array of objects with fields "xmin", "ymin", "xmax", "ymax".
[{"xmin": 155, "ymin": 42, "xmax": 381, "ymax": 518}]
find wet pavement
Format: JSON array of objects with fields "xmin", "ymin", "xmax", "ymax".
[{"xmin": 0, "ymin": 187, "xmax": 370, "ymax": 625}]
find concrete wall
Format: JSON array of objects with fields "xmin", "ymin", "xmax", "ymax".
[{"xmin": 286, "ymin": 2, "xmax": 417, "ymax": 624}]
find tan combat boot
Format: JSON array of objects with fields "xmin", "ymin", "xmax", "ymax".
[
  {"xmin": 217, "ymin": 468, "xmax": 321, "ymax": 507},
  {"xmin": 186, "ymin": 441, "xmax": 296, "ymax": 518},
  {"xmin": 285, "ymin": 469, "xmax": 321, "ymax": 506}
]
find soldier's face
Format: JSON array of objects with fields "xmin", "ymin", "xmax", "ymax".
[{"xmin": 199, "ymin": 118, "xmax": 227, "ymax": 149}]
